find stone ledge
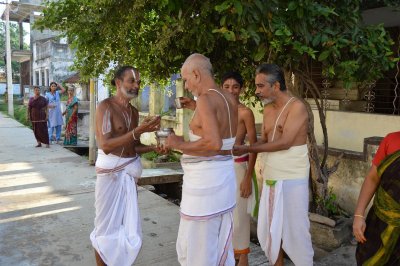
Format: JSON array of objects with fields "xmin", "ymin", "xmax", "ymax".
[
  {"xmin": 310, "ymin": 217, "xmax": 352, "ymax": 251},
  {"xmin": 318, "ymin": 136, "xmax": 383, "ymax": 162}
]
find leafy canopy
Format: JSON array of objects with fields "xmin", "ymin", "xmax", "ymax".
[{"xmin": 35, "ymin": 0, "xmax": 397, "ymax": 94}]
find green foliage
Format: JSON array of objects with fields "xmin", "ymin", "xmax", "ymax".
[
  {"xmin": 34, "ymin": 0, "xmax": 252, "ymax": 87},
  {"xmin": 141, "ymin": 151, "xmax": 159, "ymax": 161},
  {"xmin": 141, "ymin": 151, "xmax": 180, "ymax": 162},
  {"xmin": 0, "ymin": 99, "xmax": 6, "ymax": 113},
  {"xmin": 316, "ymin": 187, "xmax": 342, "ymax": 217},
  {"xmin": 14, "ymin": 105, "xmax": 30, "ymax": 128},
  {"xmin": 34, "ymin": 0, "xmax": 397, "ymax": 106},
  {"xmin": 60, "ymin": 92, "xmax": 68, "ymax": 101},
  {"xmin": 0, "ymin": 98, "xmax": 31, "ymax": 128},
  {"xmin": 213, "ymin": 0, "xmax": 397, "ymax": 91},
  {"xmin": 0, "ymin": 22, "xmax": 29, "ymax": 80}
]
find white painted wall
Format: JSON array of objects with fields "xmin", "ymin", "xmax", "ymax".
[{"xmin": 313, "ymin": 110, "xmax": 400, "ymax": 152}]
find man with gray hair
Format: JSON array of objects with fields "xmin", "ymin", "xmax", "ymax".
[
  {"xmin": 235, "ymin": 63, "xmax": 314, "ymax": 265},
  {"xmin": 165, "ymin": 53, "xmax": 238, "ymax": 266},
  {"xmin": 90, "ymin": 66, "xmax": 162, "ymax": 266}
]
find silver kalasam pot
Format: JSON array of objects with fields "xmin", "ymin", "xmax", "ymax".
[{"xmin": 155, "ymin": 128, "xmax": 173, "ymax": 145}]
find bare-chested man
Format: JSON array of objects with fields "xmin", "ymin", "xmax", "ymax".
[
  {"xmin": 90, "ymin": 66, "xmax": 162, "ymax": 266},
  {"xmin": 179, "ymin": 72, "xmax": 258, "ymax": 266},
  {"xmin": 234, "ymin": 64, "xmax": 314, "ymax": 266},
  {"xmin": 165, "ymin": 54, "xmax": 238, "ymax": 266},
  {"xmin": 221, "ymin": 71, "xmax": 257, "ymax": 266}
]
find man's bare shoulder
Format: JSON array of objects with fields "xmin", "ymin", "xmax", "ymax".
[
  {"xmin": 199, "ymin": 89, "xmax": 237, "ymax": 111},
  {"xmin": 290, "ymin": 98, "xmax": 308, "ymax": 116},
  {"xmin": 263, "ymin": 103, "xmax": 275, "ymax": 114},
  {"xmin": 96, "ymin": 98, "xmax": 113, "ymax": 113},
  {"xmin": 98, "ymin": 98, "xmax": 112, "ymax": 108},
  {"xmin": 196, "ymin": 93, "xmax": 212, "ymax": 107},
  {"xmin": 238, "ymin": 105, "xmax": 254, "ymax": 119}
]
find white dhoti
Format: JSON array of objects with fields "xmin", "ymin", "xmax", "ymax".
[
  {"xmin": 177, "ymin": 155, "xmax": 236, "ymax": 266},
  {"xmin": 232, "ymin": 154, "xmax": 258, "ymax": 255},
  {"xmin": 90, "ymin": 150, "xmax": 143, "ymax": 266},
  {"xmin": 257, "ymin": 179, "xmax": 314, "ymax": 266},
  {"xmin": 177, "ymin": 211, "xmax": 234, "ymax": 266},
  {"xmin": 258, "ymin": 145, "xmax": 314, "ymax": 266}
]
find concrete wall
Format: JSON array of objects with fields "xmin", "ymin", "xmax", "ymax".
[
  {"xmin": 50, "ymin": 43, "xmax": 75, "ymax": 82},
  {"xmin": 326, "ymin": 141, "xmax": 380, "ymax": 214},
  {"xmin": 313, "ymin": 110, "xmax": 400, "ymax": 152},
  {"xmin": 32, "ymin": 40, "xmax": 75, "ymax": 86}
]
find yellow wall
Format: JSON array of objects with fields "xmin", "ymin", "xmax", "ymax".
[
  {"xmin": 251, "ymin": 102, "xmax": 399, "ymax": 152},
  {"xmin": 313, "ymin": 110, "xmax": 400, "ymax": 152},
  {"xmin": 142, "ymin": 82, "xmax": 399, "ymax": 153}
]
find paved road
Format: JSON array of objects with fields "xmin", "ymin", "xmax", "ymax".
[{"xmin": 0, "ymin": 113, "xmax": 180, "ymax": 266}]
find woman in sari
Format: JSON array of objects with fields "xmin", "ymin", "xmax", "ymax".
[
  {"xmin": 353, "ymin": 131, "xmax": 400, "ymax": 265},
  {"xmin": 28, "ymin": 86, "xmax": 50, "ymax": 148},
  {"xmin": 63, "ymin": 86, "xmax": 79, "ymax": 145}
]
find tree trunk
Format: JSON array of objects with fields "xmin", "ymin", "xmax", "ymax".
[{"xmin": 290, "ymin": 70, "xmax": 331, "ymax": 215}]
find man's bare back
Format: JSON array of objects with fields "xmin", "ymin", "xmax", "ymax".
[
  {"xmin": 189, "ymin": 89, "xmax": 238, "ymax": 140},
  {"xmin": 235, "ymin": 104, "xmax": 256, "ymax": 146}
]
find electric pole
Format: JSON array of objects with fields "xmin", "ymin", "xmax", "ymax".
[{"xmin": 5, "ymin": 0, "xmax": 14, "ymax": 116}]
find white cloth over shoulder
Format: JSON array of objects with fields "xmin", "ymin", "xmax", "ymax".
[
  {"xmin": 263, "ymin": 144, "xmax": 310, "ymax": 180},
  {"xmin": 90, "ymin": 150, "xmax": 143, "ymax": 266},
  {"xmin": 257, "ymin": 179, "xmax": 314, "ymax": 266}
]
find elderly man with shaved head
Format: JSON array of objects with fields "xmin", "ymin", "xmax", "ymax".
[{"xmin": 165, "ymin": 53, "xmax": 238, "ymax": 266}]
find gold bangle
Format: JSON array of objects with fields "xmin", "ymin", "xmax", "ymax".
[
  {"xmin": 132, "ymin": 129, "xmax": 138, "ymax": 140},
  {"xmin": 354, "ymin": 214, "xmax": 365, "ymax": 219}
]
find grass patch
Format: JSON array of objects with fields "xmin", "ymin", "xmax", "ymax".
[
  {"xmin": 14, "ymin": 105, "xmax": 30, "ymax": 128},
  {"xmin": 0, "ymin": 98, "xmax": 31, "ymax": 128},
  {"xmin": 0, "ymin": 100, "xmax": 7, "ymax": 112}
]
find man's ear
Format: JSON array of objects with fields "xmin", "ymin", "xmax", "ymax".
[
  {"xmin": 193, "ymin": 69, "xmax": 201, "ymax": 83},
  {"xmin": 115, "ymin": 78, "xmax": 121, "ymax": 88},
  {"xmin": 273, "ymin": 81, "xmax": 280, "ymax": 92}
]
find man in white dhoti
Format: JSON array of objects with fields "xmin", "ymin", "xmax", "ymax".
[
  {"xmin": 221, "ymin": 71, "xmax": 258, "ymax": 266},
  {"xmin": 234, "ymin": 64, "xmax": 314, "ymax": 266},
  {"xmin": 165, "ymin": 53, "xmax": 238, "ymax": 266},
  {"xmin": 90, "ymin": 66, "xmax": 162, "ymax": 266}
]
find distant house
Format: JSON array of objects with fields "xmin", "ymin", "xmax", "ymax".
[{"xmin": 1, "ymin": 0, "xmax": 76, "ymax": 96}]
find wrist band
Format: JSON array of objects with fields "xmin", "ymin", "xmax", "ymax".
[
  {"xmin": 132, "ymin": 129, "xmax": 138, "ymax": 140},
  {"xmin": 354, "ymin": 214, "xmax": 365, "ymax": 219}
]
